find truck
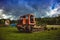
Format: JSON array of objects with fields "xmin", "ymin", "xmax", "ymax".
[{"xmin": 17, "ymin": 14, "xmax": 45, "ymax": 32}]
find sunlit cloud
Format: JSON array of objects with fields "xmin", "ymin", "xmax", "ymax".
[
  {"xmin": 0, "ymin": 9, "xmax": 16, "ymax": 20},
  {"xmin": 46, "ymin": 0, "xmax": 60, "ymax": 17}
]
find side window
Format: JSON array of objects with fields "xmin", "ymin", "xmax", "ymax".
[
  {"xmin": 30, "ymin": 15, "xmax": 34, "ymax": 23},
  {"xmin": 26, "ymin": 16, "xmax": 28, "ymax": 19}
]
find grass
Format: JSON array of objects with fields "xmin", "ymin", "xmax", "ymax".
[{"xmin": 0, "ymin": 27, "xmax": 60, "ymax": 40}]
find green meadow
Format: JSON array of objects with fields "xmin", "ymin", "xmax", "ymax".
[{"xmin": 0, "ymin": 26, "xmax": 60, "ymax": 40}]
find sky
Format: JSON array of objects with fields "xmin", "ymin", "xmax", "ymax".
[{"xmin": 0, "ymin": 0, "xmax": 60, "ymax": 20}]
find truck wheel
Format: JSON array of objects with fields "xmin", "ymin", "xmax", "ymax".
[
  {"xmin": 28, "ymin": 26, "xmax": 33, "ymax": 33},
  {"xmin": 17, "ymin": 27, "xmax": 24, "ymax": 32}
]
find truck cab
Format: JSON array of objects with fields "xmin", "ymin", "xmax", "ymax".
[{"xmin": 17, "ymin": 14, "xmax": 36, "ymax": 32}]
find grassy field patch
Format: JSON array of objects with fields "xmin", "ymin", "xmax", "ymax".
[{"xmin": 0, "ymin": 27, "xmax": 60, "ymax": 40}]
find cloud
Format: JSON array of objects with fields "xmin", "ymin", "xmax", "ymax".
[
  {"xmin": 0, "ymin": 0, "xmax": 60, "ymax": 20},
  {"xmin": 46, "ymin": 1, "xmax": 60, "ymax": 17},
  {"xmin": 0, "ymin": 9, "xmax": 16, "ymax": 20}
]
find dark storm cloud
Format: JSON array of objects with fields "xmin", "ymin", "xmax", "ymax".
[{"xmin": 0, "ymin": 0, "xmax": 60, "ymax": 20}]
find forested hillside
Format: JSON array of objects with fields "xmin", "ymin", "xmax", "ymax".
[{"xmin": 36, "ymin": 16, "xmax": 60, "ymax": 25}]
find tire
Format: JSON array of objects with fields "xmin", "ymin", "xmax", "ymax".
[
  {"xmin": 25, "ymin": 25, "xmax": 33, "ymax": 33},
  {"xmin": 29, "ymin": 26, "xmax": 33, "ymax": 32},
  {"xmin": 17, "ymin": 27, "xmax": 24, "ymax": 32}
]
